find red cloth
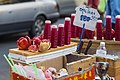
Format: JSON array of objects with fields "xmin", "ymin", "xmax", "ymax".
[{"xmin": 88, "ymin": 0, "xmax": 99, "ymax": 9}]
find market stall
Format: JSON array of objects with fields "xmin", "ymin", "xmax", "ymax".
[
  {"xmin": 4, "ymin": 5, "xmax": 120, "ymax": 80},
  {"xmin": 70, "ymin": 7, "xmax": 120, "ymax": 80}
]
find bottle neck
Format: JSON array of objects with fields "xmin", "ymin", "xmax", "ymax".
[{"xmin": 99, "ymin": 46, "xmax": 106, "ymax": 50}]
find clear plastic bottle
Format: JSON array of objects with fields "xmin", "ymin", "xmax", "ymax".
[{"xmin": 96, "ymin": 42, "xmax": 107, "ymax": 56}]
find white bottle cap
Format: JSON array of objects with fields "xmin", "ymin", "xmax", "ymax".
[
  {"xmin": 71, "ymin": 13, "xmax": 76, "ymax": 17},
  {"xmin": 51, "ymin": 25, "xmax": 57, "ymax": 28},
  {"xmin": 116, "ymin": 15, "xmax": 120, "ymax": 19},
  {"xmin": 58, "ymin": 24, "xmax": 64, "ymax": 27},
  {"xmin": 106, "ymin": 15, "xmax": 111, "ymax": 18},
  {"xmin": 65, "ymin": 17, "xmax": 71, "ymax": 21},
  {"xmin": 100, "ymin": 42, "xmax": 105, "ymax": 47},
  {"xmin": 45, "ymin": 20, "xmax": 51, "ymax": 24},
  {"xmin": 97, "ymin": 20, "xmax": 102, "ymax": 23}
]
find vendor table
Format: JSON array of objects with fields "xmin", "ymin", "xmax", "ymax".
[
  {"xmin": 9, "ymin": 42, "xmax": 77, "ymax": 64},
  {"xmin": 9, "ymin": 42, "xmax": 77, "ymax": 80}
]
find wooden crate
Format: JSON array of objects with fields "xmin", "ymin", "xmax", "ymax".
[
  {"xmin": 71, "ymin": 38, "xmax": 120, "ymax": 55},
  {"xmin": 10, "ymin": 53, "xmax": 96, "ymax": 80},
  {"xmin": 57, "ymin": 64, "xmax": 95, "ymax": 80},
  {"xmin": 36, "ymin": 53, "xmax": 96, "ymax": 75},
  {"xmin": 71, "ymin": 38, "xmax": 120, "ymax": 50},
  {"xmin": 96, "ymin": 56, "xmax": 120, "ymax": 80},
  {"xmin": 65, "ymin": 53, "xmax": 96, "ymax": 74},
  {"xmin": 10, "ymin": 62, "xmax": 95, "ymax": 80},
  {"xmin": 71, "ymin": 38, "xmax": 120, "ymax": 79},
  {"xmin": 10, "ymin": 56, "xmax": 64, "ymax": 80}
]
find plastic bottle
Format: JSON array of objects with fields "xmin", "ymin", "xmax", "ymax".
[
  {"xmin": 106, "ymin": 16, "xmax": 112, "ymax": 40},
  {"xmin": 64, "ymin": 17, "xmax": 71, "ymax": 45},
  {"xmin": 44, "ymin": 20, "xmax": 51, "ymax": 41},
  {"xmin": 96, "ymin": 42, "xmax": 107, "ymax": 56}
]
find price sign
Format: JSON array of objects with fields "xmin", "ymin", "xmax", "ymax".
[{"xmin": 73, "ymin": 6, "xmax": 100, "ymax": 31}]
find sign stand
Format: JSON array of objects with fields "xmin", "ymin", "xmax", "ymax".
[
  {"xmin": 74, "ymin": 6, "xmax": 100, "ymax": 53},
  {"xmin": 76, "ymin": 23, "xmax": 85, "ymax": 52}
]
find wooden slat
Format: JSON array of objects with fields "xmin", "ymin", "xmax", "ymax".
[
  {"xmin": 114, "ymin": 75, "xmax": 120, "ymax": 80},
  {"xmin": 96, "ymin": 56, "xmax": 120, "ymax": 78},
  {"xmin": 66, "ymin": 55, "xmax": 96, "ymax": 74},
  {"xmin": 71, "ymin": 38, "xmax": 120, "ymax": 50},
  {"xmin": 108, "ymin": 66, "xmax": 120, "ymax": 77},
  {"xmin": 9, "ymin": 42, "xmax": 77, "ymax": 56}
]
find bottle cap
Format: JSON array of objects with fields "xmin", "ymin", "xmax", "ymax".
[
  {"xmin": 106, "ymin": 15, "xmax": 111, "ymax": 18},
  {"xmin": 45, "ymin": 20, "xmax": 51, "ymax": 24},
  {"xmin": 116, "ymin": 15, "xmax": 120, "ymax": 19},
  {"xmin": 100, "ymin": 42, "xmax": 105, "ymax": 47},
  {"xmin": 58, "ymin": 24, "xmax": 64, "ymax": 27},
  {"xmin": 65, "ymin": 17, "xmax": 71, "ymax": 21},
  {"xmin": 71, "ymin": 13, "xmax": 76, "ymax": 17},
  {"xmin": 97, "ymin": 20, "xmax": 102, "ymax": 23},
  {"xmin": 51, "ymin": 25, "xmax": 57, "ymax": 28}
]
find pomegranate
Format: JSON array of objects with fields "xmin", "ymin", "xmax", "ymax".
[
  {"xmin": 17, "ymin": 36, "xmax": 31, "ymax": 50},
  {"xmin": 38, "ymin": 39, "xmax": 51, "ymax": 51},
  {"xmin": 28, "ymin": 45, "xmax": 38, "ymax": 52}
]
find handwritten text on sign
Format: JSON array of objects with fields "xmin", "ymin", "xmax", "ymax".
[{"xmin": 73, "ymin": 6, "xmax": 100, "ymax": 31}]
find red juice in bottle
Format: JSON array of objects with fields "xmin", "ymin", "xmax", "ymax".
[
  {"xmin": 64, "ymin": 17, "xmax": 71, "ymax": 45},
  {"xmin": 106, "ymin": 16, "xmax": 112, "ymax": 40},
  {"xmin": 76, "ymin": 27, "xmax": 87, "ymax": 39},
  {"xmin": 44, "ymin": 20, "xmax": 51, "ymax": 41},
  {"xmin": 96, "ymin": 20, "xmax": 103, "ymax": 40},
  {"xmin": 115, "ymin": 15, "xmax": 120, "ymax": 41},
  {"xmin": 76, "ymin": 27, "xmax": 82, "ymax": 38},
  {"xmin": 86, "ymin": 29, "xmax": 94, "ymax": 39},
  {"xmin": 76, "ymin": 26, "xmax": 79, "ymax": 38},
  {"xmin": 51, "ymin": 25, "xmax": 58, "ymax": 48},
  {"xmin": 58, "ymin": 24, "xmax": 64, "ymax": 46},
  {"xmin": 71, "ymin": 13, "xmax": 77, "ymax": 38}
]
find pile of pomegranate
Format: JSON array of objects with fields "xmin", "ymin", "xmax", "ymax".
[{"xmin": 17, "ymin": 35, "xmax": 51, "ymax": 52}]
